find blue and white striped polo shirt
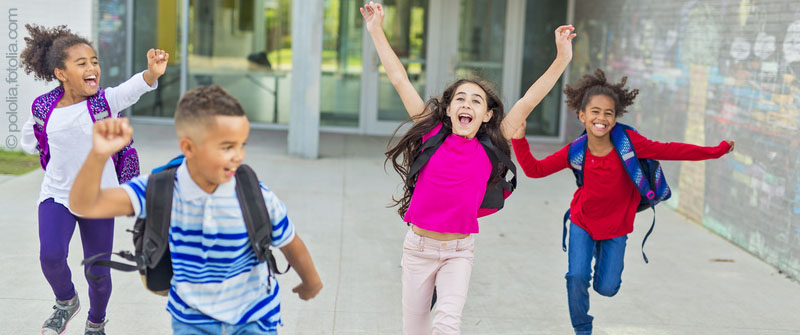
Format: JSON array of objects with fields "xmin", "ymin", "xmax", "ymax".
[{"xmin": 122, "ymin": 162, "xmax": 295, "ymax": 330}]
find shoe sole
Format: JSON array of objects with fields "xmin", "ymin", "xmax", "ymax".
[{"xmin": 41, "ymin": 304, "xmax": 81, "ymax": 335}]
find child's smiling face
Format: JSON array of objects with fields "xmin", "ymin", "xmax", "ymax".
[
  {"xmin": 446, "ymin": 82, "xmax": 493, "ymax": 139},
  {"xmin": 55, "ymin": 43, "xmax": 101, "ymax": 97},
  {"xmin": 183, "ymin": 115, "xmax": 249, "ymax": 193},
  {"xmin": 579, "ymin": 94, "xmax": 617, "ymax": 139}
]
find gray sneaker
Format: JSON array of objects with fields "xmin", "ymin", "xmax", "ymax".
[
  {"xmin": 84, "ymin": 319, "xmax": 107, "ymax": 335},
  {"xmin": 41, "ymin": 294, "xmax": 80, "ymax": 335}
]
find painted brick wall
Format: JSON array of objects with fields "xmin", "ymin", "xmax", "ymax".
[{"xmin": 569, "ymin": 0, "xmax": 800, "ymax": 279}]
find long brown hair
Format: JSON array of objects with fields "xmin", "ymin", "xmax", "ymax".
[{"xmin": 385, "ymin": 79, "xmax": 510, "ymax": 218}]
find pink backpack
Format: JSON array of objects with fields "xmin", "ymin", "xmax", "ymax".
[{"xmin": 31, "ymin": 86, "xmax": 140, "ymax": 183}]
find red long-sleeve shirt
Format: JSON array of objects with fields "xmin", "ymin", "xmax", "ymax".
[{"xmin": 511, "ymin": 129, "xmax": 730, "ymax": 240}]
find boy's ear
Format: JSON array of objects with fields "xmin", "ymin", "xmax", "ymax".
[
  {"xmin": 178, "ymin": 137, "xmax": 195, "ymax": 159},
  {"xmin": 578, "ymin": 109, "xmax": 586, "ymax": 123}
]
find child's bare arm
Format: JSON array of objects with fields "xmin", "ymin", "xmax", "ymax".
[
  {"xmin": 280, "ymin": 234, "xmax": 322, "ymax": 300},
  {"xmin": 69, "ymin": 118, "xmax": 135, "ymax": 218},
  {"xmin": 361, "ymin": 1, "xmax": 426, "ymax": 118},
  {"xmin": 501, "ymin": 25, "xmax": 576, "ymax": 139}
]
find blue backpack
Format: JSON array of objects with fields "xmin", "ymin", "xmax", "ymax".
[{"xmin": 564, "ymin": 123, "xmax": 671, "ymax": 263}]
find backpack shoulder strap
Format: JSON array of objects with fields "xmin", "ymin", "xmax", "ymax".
[
  {"xmin": 31, "ymin": 87, "xmax": 64, "ymax": 127},
  {"xmin": 142, "ymin": 168, "xmax": 177, "ymax": 269},
  {"xmin": 477, "ymin": 135, "xmax": 517, "ymax": 191},
  {"xmin": 235, "ymin": 164, "xmax": 288, "ymax": 277},
  {"xmin": 610, "ymin": 123, "xmax": 655, "ymax": 201},
  {"xmin": 87, "ymin": 89, "xmax": 112, "ymax": 122},
  {"xmin": 408, "ymin": 124, "xmax": 449, "ymax": 180},
  {"xmin": 567, "ymin": 133, "xmax": 588, "ymax": 187},
  {"xmin": 235, "ymin": 164, "xmax": 271, "ymax": 260}
]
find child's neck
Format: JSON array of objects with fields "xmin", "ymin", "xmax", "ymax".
[
  {"xmin": 586, "ymin": 135, "xmax": 614, "ymax": 156},
  {"xmin": 56, "ymin": 86, "xmax": 90, "ymax": 108},
  {"xmin": 185, "ymin": 159, "xmax": 220, "ymax": 194}
]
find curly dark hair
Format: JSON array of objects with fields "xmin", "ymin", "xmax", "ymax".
[
  {"xmin": 20, "ymin": 24, "xmax": 93, "ymax": 82},
  {"xmin": 385, "ymin": 78, "xmax": 510, "ymax": 218},
  {"xmin": 563, "ymin": 69, "xmax": 639, "ymax": 117}
]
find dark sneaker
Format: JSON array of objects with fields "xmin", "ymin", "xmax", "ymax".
[
  {"xmin": 41, "ymin": 294, "xmax": 80, "ymax": 335},
  {"xmin": 84, "ymin": 319, "xmax": 108, "ymax": 335}
]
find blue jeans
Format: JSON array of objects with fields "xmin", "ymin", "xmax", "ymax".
[
  {"xmin": 565, "ymin": 222, "xmax": 627, "ymax": 335},
  {"xmin": 171, "ymin": 318, "xmax": 277, "ymax": 335}
]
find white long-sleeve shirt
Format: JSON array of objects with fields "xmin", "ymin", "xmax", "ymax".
[{"xmin": 21, "ymin": 71, "xmax": 157, "ymax": 211}]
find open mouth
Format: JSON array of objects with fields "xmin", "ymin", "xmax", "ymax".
[
  {"xmin": 84, "ymin": 75, "xmax": 98, "ymax": 88},
  {"xmin": 592, "ymin": 122, "xmax": 607, "ymax": 131},
  {"xmin": 223, "ymin": 167, "xmax": 237, "ymax": 178},
  {"xmin": 457, "ymin": 113, "xmax": 473, "ymax": 126}
]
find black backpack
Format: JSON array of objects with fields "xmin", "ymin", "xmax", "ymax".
[
  {"xmin": 407, "ymin": 125, "xmax": 517, "ymax": 216},
  {"xmin": 82, "ymin": 163, "xmax": 289, "ymax": 295}
]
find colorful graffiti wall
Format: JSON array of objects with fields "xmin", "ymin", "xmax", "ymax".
[{"xmin": 570, "ymin": 0, "xmax": 800, "ymax": 279}]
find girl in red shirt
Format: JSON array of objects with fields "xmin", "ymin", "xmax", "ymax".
[{"xmin": 511, "ymin": 69, "xmax": 734, "ymax": 335}]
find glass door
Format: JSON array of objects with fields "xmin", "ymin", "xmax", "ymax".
[
  {"xmin": 186, "ymin": 0, "xmax": 292, "ymax": 124},
  {"xmin": 454, "ymin": 0, "xmax": 507, "ymax": 90}
]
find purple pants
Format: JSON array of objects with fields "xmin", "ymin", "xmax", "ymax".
[{"xmin": 38, "ymin": 198, "xmax": 114, "ymax": 324}]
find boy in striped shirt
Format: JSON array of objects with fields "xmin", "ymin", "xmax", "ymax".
[{"xmin": 70, "ymin": 86, "xmax": 323, "ymax": 334}]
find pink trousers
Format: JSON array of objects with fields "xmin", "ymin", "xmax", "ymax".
[{"xmin": 401, "ymin": 228, "xmax": 475, "ymax": 335}]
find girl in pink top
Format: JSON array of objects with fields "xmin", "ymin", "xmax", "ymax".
[{"xmin": 361, "ymin": 2, "xmax": 575, "ymax": 333}]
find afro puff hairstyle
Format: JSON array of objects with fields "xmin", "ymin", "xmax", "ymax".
[
  {"xmin": 563, "ymin": 69, "xmax": 639, "ymax": 118},
  {"xmin": 20, "ymin": 24, "xmax": 92, "ymax": 82}
]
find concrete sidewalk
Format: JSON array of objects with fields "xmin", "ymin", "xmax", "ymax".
[{"xmin": 1, "ymin": 121, "xmax": 798, "ymax": 335}]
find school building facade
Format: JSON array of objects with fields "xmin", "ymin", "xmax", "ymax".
[{"xmin": 1, "ymin": 1, "xmax": 798, "ymax": 280}]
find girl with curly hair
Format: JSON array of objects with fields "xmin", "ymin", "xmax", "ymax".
[
  {"xmin": 511, "ymin": 69, "xmax": 735, "ymax": 335},
  {"xmin": 19, "ymin": 24, "xmax": 168, "ymax": 335},
  {"xmin": 361, "ymin": 1, "xmax": 575, "ymax": 333}
]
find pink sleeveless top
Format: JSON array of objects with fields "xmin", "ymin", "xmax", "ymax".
[{"xmin": 403, "ymin": 123, "xmax": 492, "ymax": 234}]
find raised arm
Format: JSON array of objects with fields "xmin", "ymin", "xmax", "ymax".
[
  {"xmin": 361, "ymin": 1, "xmax": 426, "ymax": 118},
  {"xmin": 501, "ymin": 25, "xmax": 576, "ymax": 139},
  {"xmin": 69, "ymin": 118, "xmax": 135, "ymax": 218},
  {"xmin": 105, "ymin": 49, "xmax": 168, "ymax": 113}
]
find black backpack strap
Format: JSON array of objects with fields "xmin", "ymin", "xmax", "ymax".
[
  {"xmin": 562, "ymin": 209, "xmax": 571, "ymax": 252},
  {"xmin": 641, "ymin": 205, "xmax": 656, "ymax": 263},
  {"xmin": 235, "ymin": 164, "xmax": 290, "ymax": 280},
  {"xmin": 407, "ymin": 125, "xmax": 449, "ymax": 181},
  {"xmin": 478, "ymin": 135, "xmax": 517, "ymax": 191},
  {"xmin": 142, "ymin": 168, "xmax": 177, "ymax": 269},
  {"xmin": 81, "ymin": 251, "xmax": 139, "ymax": 280}
]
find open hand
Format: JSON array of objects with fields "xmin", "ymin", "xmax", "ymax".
[
  {"xmin": 360, "ymin": 1, "xmax": 384, "ymax": 33},
  {"xmin": 555, "ymin": 25, "xmax": 576, "ymax": 61},
  {"xmin": 92, "ymin": 118, "xmax": 133, "ymax": 157},
  {"xmin": 292, "ymin": 279, "xmax": 323, "ymax": 301}
]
